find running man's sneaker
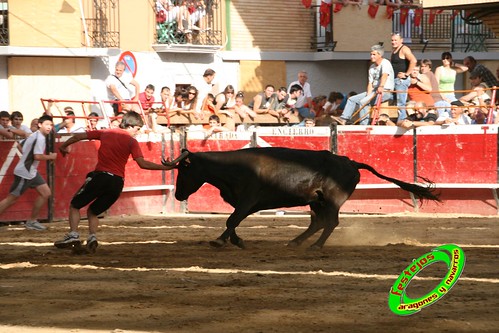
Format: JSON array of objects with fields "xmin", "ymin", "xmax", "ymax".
[
  {"xmin": 54, "ymin": 231, "xmax": 81, "ymax": 248},
  {"xmin": 87, "ymin": 234, "xmax": 98, "ymax": 253},
  {"xmin": 25, "ymin": 220, "xmax": 47, "ymax": 231}
]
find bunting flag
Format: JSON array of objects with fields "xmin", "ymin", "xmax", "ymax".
[
  {"xmin": 301, "ymin": 0, "xmax": 312, "ymax": 9},
  {"xmin": 399, "ymin": 8, "xmax": 409, "ymax": 25},
  {"xmin": 414, "ymin": 8, "xmax": 423, "ymax": 27},
  {"xmin": 368, "ymin": 4, "xmax": 379, "ymax": 19},
  {"xmin": 333, "ymin": 2, "xmax": 343, "ymax": 13},
  {"xmin": 386, "ymin": 6, "xmax": 394, "ymax": 19},
  {"xmin": 429, "ymin": 9, "xmax": 437, "ymax": 25},
  {"xmin": 320, "ymin": 2, "xmax": 333, "ymax": 26}
]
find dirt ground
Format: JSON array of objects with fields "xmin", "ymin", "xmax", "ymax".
[{"xmin": 1, "ymin": 213, "xmax": 498, "ymax": 333}]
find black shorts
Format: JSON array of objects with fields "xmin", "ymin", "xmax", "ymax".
[{"xmin": 71, "ymin": 171, "xmax": 124, "ymax": 216}]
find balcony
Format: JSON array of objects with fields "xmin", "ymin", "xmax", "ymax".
[
  {"xmin": 153, "ymin": 0, "xmax": 224, "ymax": 54},
  {"xmin": 312, "ymin": 6, "xmax": 499, "ymax": 53}
]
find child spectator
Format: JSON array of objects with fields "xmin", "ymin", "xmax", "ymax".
[{"xmin": 9, "ymin": 111, "xmax": 32, "ymax": 140}]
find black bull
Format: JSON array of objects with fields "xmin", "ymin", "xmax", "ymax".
[{"xmin": 163, "ymin": 147, "xmax": 440, "ymax": 249}]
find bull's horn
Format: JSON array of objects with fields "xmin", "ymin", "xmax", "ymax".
[{"xmin": 161, "ymin": 150, "xmax": 190, "ymax": 167}]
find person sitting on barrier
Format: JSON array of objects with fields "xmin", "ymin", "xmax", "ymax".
[
  {"xmin": 204, "ymin": 114, "xmax": 229, "ymax": 138},
  {"xmin": 0, "ymin": 115, "xmax": 58, "ymax": 231},
  {"xmin": 8, "ymin": 111, "xmax": 32, "ymax": 140},
  {"xmin": 398, "ymin": 101, "xmax": 438, "ymax": 129},
  {"xmin": 435, "ymin": 101, "xmax": 472, "ymax": 126},
  {"xmin": 407, "ymin": 64, "xmax": 434, "ymax": 107},
  {"xmin": 248, "ymin": 84, "xmax": 275, "ymax": 115},
  {"xmin": 54, "ymin": 111, "xmax": 176, "ymax": 253},
  {"xmin": 0, "ymin": 110, "xmax": 15, "ymax": 140},
  {"xmin": 333, "ymin": 44, "xmax": 395, "ymax": 125},
  {"xmin": 268, "ymin": 87, "xmax": 288, "ymax": 119},
  {"xmin": 459, "ymin": 72, "xmax": 490, "ymax": 107},
  {"xmin": 420, "ymin": 59, "xmax": 450, "ymax": 117}
]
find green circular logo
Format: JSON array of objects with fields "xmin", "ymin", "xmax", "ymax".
[{"xmin": 388, "ymin": 244, "xmax": 466, "ymax": 316}]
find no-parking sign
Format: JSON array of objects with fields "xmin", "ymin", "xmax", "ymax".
[{"xmin": 118, "ymin": 51, "xmax": 137, "ymax": 78}]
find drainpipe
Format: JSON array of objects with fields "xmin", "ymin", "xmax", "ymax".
[{"xmin": 225, "ymin": 0, "xmax": 231, "ymax": 50}]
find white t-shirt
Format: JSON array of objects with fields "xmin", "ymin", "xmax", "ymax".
[
  {"xmin": 14, "ymin": 131, "xmax": 45, "ymax": 179},
  {"xmin": 288, "ymin": 81, "xmax": 312, "ymax": 108},
  {"xmin": 105, "ymin": 73, "xmax": 135, "ymax": 101}
]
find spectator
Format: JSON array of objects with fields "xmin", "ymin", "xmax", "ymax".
[
  {"xmin": 0, "ymin": 110, "xmax": 13, "ymax": 140},
  {"xmin": 463, "ymin": 56, "xmax": 499, "ymax": 88},
  {"xmin": 398, "ymin": 101, "xmax": 438, "ymax": 129},
  {"xmin": 198, "ymin": 68, "xmax": 219, "ymax": 113},
  {"xmin": 304, "ymin": 118, "xmax": 316, "ymax": 127},
  {"xmin": 86, "ymin": 112, "xmax": 100, "ymax": 131},
  {"xmin": 288, "ymin": 71, "xmax": 313, "ymax": 119},
  {"xmin": 459, "ymin": 73, "xmax": 490, "ymax": 107},
  {"xmin": 9, "ymin": 111, "xmax": 32, "ymax": 140},
  {"xmin": 407, "ymin": 64, "xmax": 434, "ymax": 106},
  {"xmin": 248, "ymin": 85, "xmax": 275, "ymax": 115},
  {"xmin": 311, "ymin": 95, "xmax": 328, "ymax": 118},
  {"xmin": 147, "ymin": 111, "xmax": 171, "ymax": 133},
  {"xmin": 29, "ymin": 118, "xmax": 39, "ymax": 133},
  {"xmin": 420, "ymin": 59, "xmax": 450, "ymax": 117},
  {"xmin": 169, "ymin": 87, "xmax": 187, "ymax": 114},
  {"xmin": 390, "ymin": 31, "xmax": 417, "ymax": 110},
  {"xmin": 139, "ymin": 84, "xmax": 156, "ymax": 111},
  {"xmin": 214, "ymin": 85, "xmax": 237, "ymax": 130},
  {"xmin": 54, "ymin": 111, "xmax": 176, "ymax": 253},
  {"xmin": 204, "ymin": 114, "xmax": 229, "ymax": 138},
  {"xmin": 201, "ymin": 93, "xmax": 216, "ymax": 114},
  {"xmin": 434, "ymin": 52, "xmax": 468, "ymax": 104},
  {"xmin": 57, "ymin": 110, "xmax": 85, "ymax": 134},
  {"xmin": 160, "ymin": 86, "xmax": 174, "ymax": 111},
  {"xmin": 270, "ymin": 84, "xmax": 303, "ymax": 121},
  {"xmin": 333, "ymin": 44, "xmax": 395, "ymax": 125},
  {"xmin": 105, "ymin": 61, "xmax": 140, "ymax": 115},
  {"xmin": 323, "ymin": 91, "xmax": 346, "ymax": 117},
  {"xmin": 233, "ymin": 92, "xmax": 257, "ymax": 120},
  {"xmin": 436, "ymin": 101, "xmax": 472, "ymax": 125},
  {"xmin": 182, "ymin": 85, "xmax": 202, "ymax": 119},
  {"xmin": 0, "ymin": 115, "xmax": 58, "ymax": 231}
]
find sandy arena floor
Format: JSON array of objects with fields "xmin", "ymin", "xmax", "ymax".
[{"xmin": 1, "ymin": 213, "xmax": 498, "ymax": 333}]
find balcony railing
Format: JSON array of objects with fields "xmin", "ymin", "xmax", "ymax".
[
  {"xmin": 82, "ymin": 0, "xmax": 120, "ymax": 48},
  {"xmin": 154, "ymin": 0, "xmax": 223, "ymax": 47},
  {"xmin": 311, "ymin": 6, "xmax": 498, "ymax": 53},
  {"xmin": 0, "ymin": 0, "xmax": 8, "ymax": 46}
]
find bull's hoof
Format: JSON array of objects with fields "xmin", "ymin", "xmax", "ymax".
[
  {"xmin": 230, "ymin": 238, "xmax": 245, "ymax": 249},
  {"xmin": 209, "ymin": 238, "xmax": 227, "ymax": 248},
  {"xmin": 307, "ymin": 244, "xmax": 323, "ymax": 251}
]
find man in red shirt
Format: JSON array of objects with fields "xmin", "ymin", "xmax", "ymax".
[
  {"xmin": 138, "ymin": 84, "xmax": 156, "ymax": 111},
  {"xmin": 54, "ymin": 111, "xmax": 174, "ymax": 253}
]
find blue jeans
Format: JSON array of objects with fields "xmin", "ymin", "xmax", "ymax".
[
  {"xmin": 340, "ymin": 91, "xmax": 392, "ymax": 125},
  {"xmin": 296, "ymin": 107, "xmax": 314, "ymax": 119},
  {"xmin": 394, "ymin": 76, "xmax": 411, "ymax": 108}
]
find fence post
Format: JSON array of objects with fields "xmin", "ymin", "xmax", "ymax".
[{"xmin": 46, "ymin": 131, "xmax": 56, "ymax": 222}]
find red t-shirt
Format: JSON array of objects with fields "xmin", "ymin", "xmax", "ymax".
[
  {"xmin": 87, "ymin": 129, "xmax": 143, "ymax": 178},
  {"xmin": 139, "ymin": 92, "xmax": 155, "ymax": 110}
]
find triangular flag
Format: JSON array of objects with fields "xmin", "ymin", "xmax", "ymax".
[
  {"xmin": 429, "ymin": 9, "xmax": 437, "ymax": 25},
  {"xmin": 386, "ymin": 6, "xmax": 394, "ymax": 20},
  {"xmin": 400, "ymin": 8, "xmax": 409, "ymax": 25},
  {"xmin": 333, "ymin": 3, "xmax": 343, "ymax": 13},
  {"xmin": 301, "ymin": 0, "xmax": 312, "ymax": 9},
  {"xmin": 321, "ymin": 2, "xmax": 332, "ymax": 26},
  {"xmin": 414, "ymin": 8, "xmax": 423, "ymax": 27},
  {"xmin": 368, "ymin": 4, "xmax": 379, "ymax": 19}
]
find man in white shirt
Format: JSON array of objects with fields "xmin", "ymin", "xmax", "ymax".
[
  {"xmin": 288, "ymin": 71, "xmax": 313, "ymax": 119},
  {"xmin": 105, "ymin": 61, "xmax": 140, "ymax": 115}
]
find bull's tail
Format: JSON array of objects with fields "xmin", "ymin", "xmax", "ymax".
[{"xmin": 354, "ymin": 162, "xmax": 441, "ymax": 203}]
